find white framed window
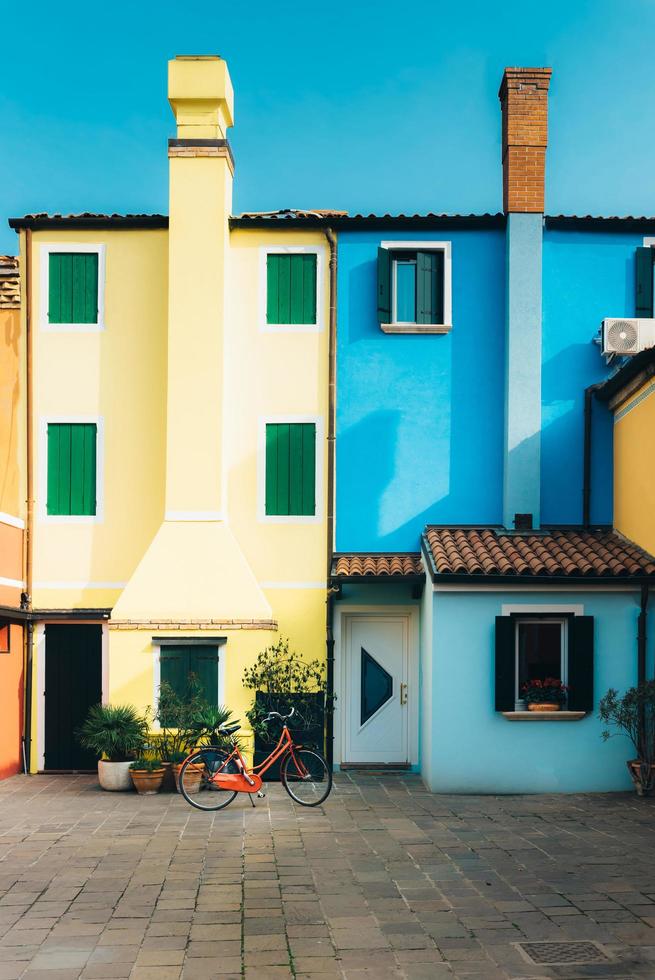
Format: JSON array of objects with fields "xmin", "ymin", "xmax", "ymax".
[
  {"xmin": 39, "ymin": 243, "xmax": 106, "ymax": 332},
  {"xmin": 259, "ymin": 245, "xmax": 325, "ymax": 333},
  {"xmin": 38, "ymin": 415, "xmax": 105, "ymax": 524},
  {"xmin": 257, "ymin": 415, "xmax": 323, "ymax": 524},
  {"xmin": 514, "ymin": 617, "xmax": 568, "ymax": 708},
  {"xmin": 151, "ymin": 637, "xmax": 226, "ymax": 725},
  {"xmin": 378, "ymin": 240, "xmax": 452, "ymax": 334}
]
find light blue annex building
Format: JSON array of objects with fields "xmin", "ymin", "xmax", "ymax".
[{"xmin": 242, "ymin": 67, "xmax": 655, "ymax": 792}]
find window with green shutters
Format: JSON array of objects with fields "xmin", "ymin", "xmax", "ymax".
[
  {"xmin": 48, "ymin": 252, "xmax": 100, "ymax": 324},
  {"xmin": 266, "ymin": 252, "xmax": 317, "ymax": 325},
  {"xmin": 265, "ymin": 422, "xmax": 316, "ymax": 516},
  {"xmin": 377, "ymin": 244, "xmax": 450, "ymax": 329},
  {"xmin": 159, "ymin": 646, "xmax": 219, "ymax": 706},
  {"xmin": 46, "ymin": 423, "xmax": 97, "ymax": 516}
]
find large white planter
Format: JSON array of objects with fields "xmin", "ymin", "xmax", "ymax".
[{"xmin": 98, "ymin": 760, "xmax": 133, "ymax": 791}]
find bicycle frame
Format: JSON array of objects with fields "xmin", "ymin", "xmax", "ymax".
[{"xmin": 190, "ymin": 724, "xmax": 310, "ymax": 795}]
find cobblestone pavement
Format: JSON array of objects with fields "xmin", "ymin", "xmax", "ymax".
[{"xmin": 1, "ymin": 774, "xmax": 655, "ymax": 980}]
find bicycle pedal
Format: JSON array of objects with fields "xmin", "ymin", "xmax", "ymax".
[{"xmin": 257, "ymin": 791, "xmax": 266, "ymax": 798}]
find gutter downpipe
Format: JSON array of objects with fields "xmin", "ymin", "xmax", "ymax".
[
  {"xmin": 638, "ymin": 581, "xmax": 649, "ymax": 753},
  {"xmin": 23, "ymin": 228, "xmax": 34, "ymax": 774},
  {"xmin": 324, "ymin": 227, "xmax": 337, "ymax": 768},
  {"xmin": 582, "ymin": 382, "xmax": 602, "ymax": 528}
]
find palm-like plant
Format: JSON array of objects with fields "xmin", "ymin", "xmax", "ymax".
[{"xmin": 77, "ymin": 704, "xmax": 149, "ymax": 762}]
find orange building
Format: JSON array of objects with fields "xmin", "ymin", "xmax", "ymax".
[{"xmin": 0, "ymin": 255, "xmax": 24, "ymax": 780}]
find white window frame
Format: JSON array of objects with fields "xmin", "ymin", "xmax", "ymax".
[
  {"xmin": 38, "ymin": 415, "xmax": 105, "ymax": 524},
  {"xmin": 513, "ymin": 616, "xmax": 568, "ymax": 709},
  {"xmin": 257, "ymin": 414, "xmax": 324, "ymax": 524},
  {"xmin": 259, "ymin": 245, "xmax": 325, "ymax": 334},
  {"xmin": 151, "ymin": 639, "xmax": 225, "ymax": 726},
  {"xmin": 381, "ymin": 240, "xmax": 452, "ymax": 332},
  {"xmin": 39, "ymin": 243, "xmax": 106, "ymax": 332}
]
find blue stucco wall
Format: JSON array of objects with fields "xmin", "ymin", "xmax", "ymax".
[
  {"xmin": 336, "ymin": 228, "xmax": 506, "ymax": 552},
  {"xmin": 541, "ymin": 229, "xmax": 648, "ymax": 525},
  {"xmin": 423, "ymin": 589, "xmax": 651, "ymax": 793}
]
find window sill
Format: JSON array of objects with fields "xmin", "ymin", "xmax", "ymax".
[
  {"xmin": 380, "ymin": 323, "xmax": 452, "ymax": 335},
  {"xmin": 501, "ymin": 710, "xmax": 586, "ymax": 722}
]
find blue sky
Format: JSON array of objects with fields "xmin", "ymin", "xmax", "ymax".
[{"xmin": 1, "ymin": 0, "xmax": 655, "ymax": 253}]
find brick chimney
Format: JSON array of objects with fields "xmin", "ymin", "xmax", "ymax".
[{"xmin": 499, "ymin": 67, "xmax": 552, "ymax": 213}]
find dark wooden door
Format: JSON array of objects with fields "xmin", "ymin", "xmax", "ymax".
[{"xmin": 44, "ymin": 624, "xmax": 102, "ymax": 770}]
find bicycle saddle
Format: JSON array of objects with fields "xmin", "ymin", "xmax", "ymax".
[{"xmin": 218, "ymin": 720, "xmax": 240, "ymax": 735}]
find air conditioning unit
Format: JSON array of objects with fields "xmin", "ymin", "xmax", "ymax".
[{"xmin": 601, "ymin": 318, "xmax": 655, "ymax": 357}]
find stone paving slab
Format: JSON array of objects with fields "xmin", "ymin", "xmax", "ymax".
[{"xmin": 1, "ymin": 774, "xmax": 655, "ymax": 978}]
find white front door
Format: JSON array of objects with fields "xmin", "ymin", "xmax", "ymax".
[{"xmin": 344, "ymin": 615, "xmax": 409, "ymax": 764}]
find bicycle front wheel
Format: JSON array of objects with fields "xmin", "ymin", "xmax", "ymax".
[
  {"xmin": 179, "ymin": 749, "xmax": 238, "ymax": 812},
  {"xmin": 281, "ymin": 748, "xmax": 332, "ymax": 806}
]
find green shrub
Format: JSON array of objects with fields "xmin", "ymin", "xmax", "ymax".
[
  {"xmin": 77, "ymin": 704, "xmax": 149, "ymax": 762},
  {"xmin": 130, "ymin": 758, "xmax": 163, "ymax": 771}
]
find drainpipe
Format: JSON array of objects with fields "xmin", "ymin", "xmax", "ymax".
[
  {"xmin": 324, "ymin": 227, "xmax": 337, "ymax": 768},
  {"xmin": 23, "ymin": 227, "xmax": 34, "ymax": 773},
  {"xmin": 637, "ymin": 581, "xmax": 649, "ymax": 754},
  {"xmin": 582, "ymin": 383, "xmax": 602, "ymax": 528}
]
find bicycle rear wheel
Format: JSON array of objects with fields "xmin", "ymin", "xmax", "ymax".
[
  {"xmin": 179, "ymin": 748, "xmax": 238, "ymax": 811},
  {"xmin": 281, "ymin": 748, "xmax": 332, "ymax": 806}
]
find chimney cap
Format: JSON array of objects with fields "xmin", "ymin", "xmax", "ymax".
[{"xmin": 174, "ymin": 54, "xmax": 222, "ymax": 60}]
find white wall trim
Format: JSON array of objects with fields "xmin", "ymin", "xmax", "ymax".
[
  {"xmin": 435, "ymin": 583, "xmax": 645, "ymax": 593},
  {"xmin": 164, "ymin": 510, "xmax": 224, "ymax": 522},
  {"xmin": 0, "ymin": 576, "xmax": 25, "ymax": 589},
  {"xmin": 259, "ymin": 244, "xmax": 325, "ymax": 334},
  {"xmin": 257, "ymin": 414, "xmax": 324, "ymax": 524},
  {"xmin": 380, "ymin": 240, "xmax": 452, "ymax": 330},
  {"xmin": 33, "ymin": 581, "xmax": 126, "ymax": 589},
  {"xmin": 0, "ymin": 512, "xmax": 25, "ymax": 530},
  {"xmin": 501, "ymin": 603, "xmax": 584, "ymax": 616},
  {"xmin": 260, "ymin": 581, "xmax": 327, "ymax": 589},
  {"xmin": 39, "ymin": 243, "xmax": 106, "ymax": 332},
  {"xmin": 643, "ymin": 237, "xmax": 655, "ymax": 246},
  {"xmin": 332, "ymin": 605, "xmax": 419, "ymax": 767},
  {"xmin": 38, "ymin": 415, "xmax": 105, "ymax": 524}
]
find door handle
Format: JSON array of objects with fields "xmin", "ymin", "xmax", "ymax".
[{"xmin": 400, "ymin": 683, "xmax": 408, "ymax": 705}]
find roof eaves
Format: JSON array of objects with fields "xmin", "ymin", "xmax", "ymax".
[
  {"xmin": 595, "ymin": 347, "xmax": 655, "ymax": 405},
  {"xmin": 9, "ymin": 213, "xmax": 169, "ymax": 231}
]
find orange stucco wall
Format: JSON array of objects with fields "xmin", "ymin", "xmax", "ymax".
[{"xmin": 0, "ymin": 623, "xmax": 23, "ymax": 779}]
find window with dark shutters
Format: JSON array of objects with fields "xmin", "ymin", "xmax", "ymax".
[
  {"xmin": 46, "ymin": 423, "xmax": 97, "ymax": 516},
  {"xmin": 160, "ymin": 645, "xmax": 219, "ymax": 706},
  {"xmin": 266, "ymin": 253, "xmax": 317, "ymax": 325},
  {"xmin": 567, "ymin": 616, "xmax": 594, "ymax": 712},
  {"xmin": 265, "ymin": 422, "xmax": 316, "ymax": 516},
  {"xmin": 377, "ymin": 246, "xmax": 446, "ymax": 326},
  {"xmin": 636, "ymin": 246, "xmax": 654, "ymax": 318}
]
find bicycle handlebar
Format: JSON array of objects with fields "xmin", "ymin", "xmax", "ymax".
[{"xmin": 263, "ymin": 707, "xmax": 295, "ymax": 724}]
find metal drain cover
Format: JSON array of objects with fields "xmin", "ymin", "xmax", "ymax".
[{"xmin": 515, "ymin": 941, "xmax": 611, "ymax": 965}]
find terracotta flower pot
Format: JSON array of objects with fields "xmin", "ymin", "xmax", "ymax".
[
  {"xmin": 527, "ymin": 702, "xmax": 560, "ymax": 712},
  {"xmin": 627, "ymin": 759, "xmax": 655, "ymax": 797},
  {"xmin": 130, "ymin": 768, "xmax": 165, "ymax": 795},
  {"xmin": 173, "ymin": 762, "xmax": 203, "ymax": 794}
]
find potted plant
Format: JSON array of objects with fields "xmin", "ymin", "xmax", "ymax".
[
  {"xmin": 243, "ymin": 637, "xmax": 328, "ymax": 780},
  {"xmin": 77, "ymin": 704, "xmax": 149, "ymax": 791},
  {"xmin": 154, "ymin": 678, "xmax": 235, "ymax": 792},
  {"xmin": 521, "ymin": 678, "xmax": 568, "ymax": 712},
  {"xmin": 130, "ymin": 758, "xmax": 165, "ymax": 795},
  {"xmin": 599, "ymin": 681, "xmax": 655, "ymax": 796}
]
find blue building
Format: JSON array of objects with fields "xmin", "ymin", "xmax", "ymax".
[{"xmin": 240, "ymin": 67, "xmax": 655, "ymax": 792}]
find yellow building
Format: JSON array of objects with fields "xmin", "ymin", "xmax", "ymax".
[
  {"xmin": 597, "ymin": 348, "xmax": 655, "ymax": 557},
  {"xmin": 10, "ymin": 57, "xmax": 335, "ymax": 771}
]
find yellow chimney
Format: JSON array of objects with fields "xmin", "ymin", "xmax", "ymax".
[{"xmin": 168, "ymin": 55, "xmax": 234, "ymax": 139}]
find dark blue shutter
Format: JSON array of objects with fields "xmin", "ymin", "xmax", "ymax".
[
  {"xmin": 377, "ymin": 247, "xmax": 391, "ymax": 325},
  {"xmin": 495, "ymin": 616, "xmax": 515, "ymax": 711},
  {"xmin": 636, "ymin": 247, "xmax": 653, "ymax": 317},
  {"xmin": 567, "ymin": 616, "xmax": 594, "ymax": 712}
]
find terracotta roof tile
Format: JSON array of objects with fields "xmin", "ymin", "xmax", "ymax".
[
  {"xmin": 0, "ymin": 256, "xmax": 20, "ymax": 309},
  {"xmin": 332, "ymin": 554, "xmax": 423, "ymax": 578},
  {"xmin": 423, "ymin": 527, "xmax": 655, "ymax": 579}
]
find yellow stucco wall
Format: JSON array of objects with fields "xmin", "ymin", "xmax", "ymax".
[
  {"xmin": 614, "ymin": 378, "xmax": 655, "ymax": 555},
  {"xmin": 0, "ymin": 305, "xmax": 22, "ymax": 520}
]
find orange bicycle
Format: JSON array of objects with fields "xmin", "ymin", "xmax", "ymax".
[{"xmin": 178, "ymin": 708, "xmax": 332, "ymax": 810}]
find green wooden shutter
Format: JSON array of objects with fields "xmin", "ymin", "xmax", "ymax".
[
  {"xmin": 47, "ymin": 423, "xmax": 97, "ymax": 516},
  {"xmin": 160, "ymin": 647, "xmax": 190, "ymax": 701},
  {"xmin": 377, "ymin": 247, "xmax": 391, "ymax": 325},
  {"xmin": 636, "ymin": 247, "xmax": 654, "ymax": 318},
  {"xmin": 567, "ymin": 616, "xmax": 594, "ymax": 712},
  {"xmin": 190, "ymin": 648, "xmax": 219, "ymax": 706},
  {"xmin": 48, "ymin": 253, "xmax": 98, "ymax": 324},
  {"xmin": 416, "ymin": 251, "xmax": 445, "ymax": 324},
  {"xmin": 494, "ymin": 616, "xmax": 515, "ymax": 711},
  {"xmin": 265, "ymin": 423, "xmax": 316, "ymax": 516},
  {"xmin": 267, "ymin": 254, "xmax": 317, "ymax": 325}
]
